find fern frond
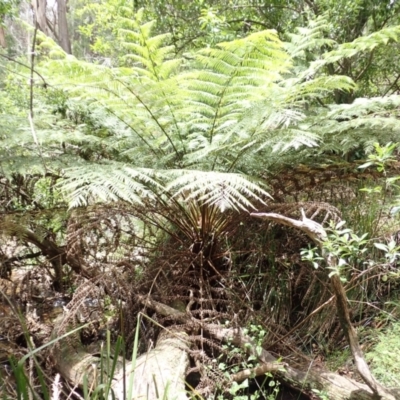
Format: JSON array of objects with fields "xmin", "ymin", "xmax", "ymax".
[
  {"xmin": 41, "ymin": 8, "xmax": 186, "ymax": 160},
  {"xmin": 60, "ymin": 163, "xmax": 162, "ymax": 208},
  {"xmin": 306, "ymin": 25, "xmax": 400, "ymax": 76},
  {"xmin": 165, "ymin": 170, "xmax": 271, "ymax": 212},
  {"xmin": 118, "ymin": 8, "xmax": 181, "ymax": 81},
  {"xmin": 286, "ymin": 15, "xmax": 336, "ymax": 59},
  {"xmin": 181, "ymin": 30, "xmax": 290, "ymax": 146},
  {"xmin": 282, "ymin": 75, "xmax": 356, "ymax": 103},
  {"xmin": 313, "ymin": 95, "xmax": 400, "ymax": 155}
]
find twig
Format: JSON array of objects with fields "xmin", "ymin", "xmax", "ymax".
[
  {"xmin": 230, "ymin": 363, "xmax": 286, "ymax": 383},
  {"xmin": 29, "ymin": 12, "xmax": 47, "ymax": 172},
  {"xmin": 0, "ymin": 53, "xmax": 49, "ymax": 86},
  {"xmin": 29, "ymin": 23, "xmax": 39, "ymax": 146}
]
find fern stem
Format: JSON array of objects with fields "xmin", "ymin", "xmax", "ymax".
[
  {"xmin": 209, "ymin": 75, "xmax": 234, "ymax": 146},
  {"xmin": 227, "ymin": 147, "xmax": 249, "ymax": 172}
]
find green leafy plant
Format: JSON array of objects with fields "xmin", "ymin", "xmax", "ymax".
[
  {"xmin": 3, "ymin": 6, "xmax": 400, "ymax": 399},
  {"xmin": 323, "ymin": 221, "xmax": 369, "ymax": 279},
  {"xmin": 359, "ymin": 142, "xmax": 398, "ymax": 174},
  {"xmin": 215, "ymin": 323, "xmax": 281, "ymax": 400},
  {"xmin": 366, "ymin": 321, "xmax": 400, "ymax": 387},
  {"xmin": 302, "ymin": 221, "xmax": 369, "ymax": 280},
  {"xmin": 374, "ymin": 240, "xmax": 400, "ymax": 265},
  {"xmin": 311, "ymin": 388, "xmax": 330, "ymax": 400}
]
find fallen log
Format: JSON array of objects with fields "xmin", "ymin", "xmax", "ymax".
[
  {"xmin": 112, "ymin": 329, "xmax": 189, "ymax": 400},
  {"xmin": 52, "ymin": 322, "xmax": 189, "ymax": 400},
  {"xmin": 203, "ymin": 323, "xmax": 399, "ymax": 400},
  {"xmin": 50, "ymin": 297, "xmax": 400, "ymax": 400}
]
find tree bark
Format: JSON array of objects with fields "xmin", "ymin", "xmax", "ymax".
[
  {"xmin": 32, "ymin": 0, "xmax": 50, "ymax": 36},
  {"xmin": 57, "ymin": 0, "xmax": 71, "ymax": 54},
  {"xmin": 0, "ymin": 24, "xmax": 6, "ymax": 48}
]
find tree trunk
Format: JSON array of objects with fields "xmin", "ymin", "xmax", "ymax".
[
  {"xmin": 57, "ymin": 0, "xmax": 71, "ymax": 54},
  {"xmin": 0, "ymin": 23, "xmax": 6, "ymax": 48},
  {"xmin": 32, "ymin": 0, "xmax": 50, "ymax": 36}
]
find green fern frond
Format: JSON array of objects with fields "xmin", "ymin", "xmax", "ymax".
[
  {"xmin": 324, "ymin": 25, "xmax": 400, "ymax": 62},
  {"xmin": 283, "ymin": 75, "xmax": 356, "ymax": 103},
  {"xmin": 60, "ymin": 163, "xmax": 161, "ymax": 208},
  {"xmin": 41, "ymin": 9, "xmax": 186, "ymax": 160},
  {"xmin": 118, "ymin": 8, "xmax": 180, "ymax": 80},
  {"xmin": 306, "ymin": 25, "xmax": 400, "ymax": 75},
  {"xmin": 327, "ymin": 95, "xmax": 400, "ymax": 118},
  {"xmin": 177, "ymin": 30, "xmax": 291, "ymax": 159},
  {"xmin": 313, "ymin": 95, "xmax": 400, "ymax": 154},
  {"xmin": 59, "ymin": 165, "xmax": 271, "ymax": 214},
  {"xmin": 165, "ymin": 170, "xmax": 271, "ymax": 212},
  {"xmin": 286, "ymin": 15, "xmax": 337, "ymax": 59},
  {"xmin": 0, "ymin": 103, "xmax": 115, "ymax": 177}
]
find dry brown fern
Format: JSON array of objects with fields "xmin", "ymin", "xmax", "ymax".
[{"xmin": 266, "ymin": 160, "xmax": 400, "ymax": 202}]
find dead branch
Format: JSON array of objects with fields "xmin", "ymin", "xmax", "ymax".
[
  {"xmin": 138, "ymin": 296, "xmax": 399, "ymax": 400},
  {"xmin": 250, "ymin": 210, "xmax": 396, "ymax": 400}
]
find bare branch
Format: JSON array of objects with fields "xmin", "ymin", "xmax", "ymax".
[
  {"xmin": 231, "ymin": 363, "xmax": 286, "ymax": 383},
  {"xmin": 250, "ymin": 210, "xmax": 396, "ymax": 400}
]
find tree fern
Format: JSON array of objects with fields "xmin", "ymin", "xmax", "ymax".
[{"xmin": 16, "ymin": 9, "xmax": 400, "ymax": 210}]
